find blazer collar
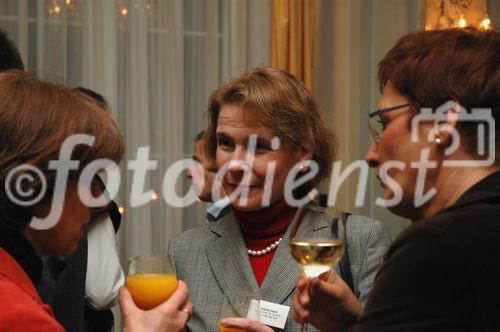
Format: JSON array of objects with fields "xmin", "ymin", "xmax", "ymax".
[{"xmin": 206, "ymin": 213, "xmax": 260, "ymax": 310}]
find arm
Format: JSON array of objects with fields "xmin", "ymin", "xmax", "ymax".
[{"xmin": 351, "ymin": 218, "xmax": 391, "ymax": 305}]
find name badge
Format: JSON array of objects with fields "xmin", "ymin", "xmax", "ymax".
[{"xmin": 257, "ymin": 300, "xmax": 290, "ymax": 329}]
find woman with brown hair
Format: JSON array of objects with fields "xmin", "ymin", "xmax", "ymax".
[
  {"xmin": 169, "ymin": 67, "xmax": 391, "ymax": 331},
  {"xmin": 0, "ymin": 71, "xmax": 192, "ymax": 331},
  {"xmin": 293, "ymin": 28, "xmax": 500, "ymax": 331}
]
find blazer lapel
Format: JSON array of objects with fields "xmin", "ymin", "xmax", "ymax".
[
  {"xmin": 206, "ymin": 213, "xmax": 260, "ymax": 311},
  {"xmin": 260, "ymin": 207, "xmax": 334, "ymax": 304}
]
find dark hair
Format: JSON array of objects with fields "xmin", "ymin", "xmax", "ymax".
[
  {"xmin": 74, "ymin": 86, "xmax": 109, "ymax": 111},
  {"xmin": 378, "ymin": 28, "xmax": 500, "ymax": 154},
  {"xmin": 194, "ymin": 130, "xmax": 205, "ymax": 142},
  {"xmin": 204, "ymin": 67, "xmax": 336, "ymax": 189},
  {"xmin": 0, "ymin": 30, "xmax": 24, "ymax": 72},
  {"xmin": 0, "ymin": 72, "xmax": 124, "ymax": 230}
]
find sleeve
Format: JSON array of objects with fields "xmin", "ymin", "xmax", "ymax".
[
  {"xmin": 85, "ymin": 212, "xmax": 125, "ymax": 310},
  {"xmin": 353, "ymin": 219, "xmax": 391, "ymax": 305},
  {"xmin": 357, "ymin": 229, "xmax": 471, "ymax": 331}
]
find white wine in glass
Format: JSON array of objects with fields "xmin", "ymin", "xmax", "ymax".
[
  {"xmin": 289, "ymin": 202, "xmax": 346, "ymax": 331},
  {"xmin": 290, "ymin": 239, "xmax": 345, "ymax": 278}
]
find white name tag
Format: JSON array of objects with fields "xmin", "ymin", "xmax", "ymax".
[{"xmin": 258, "ymin": 300, "xmax": 290, "ymax": 329}]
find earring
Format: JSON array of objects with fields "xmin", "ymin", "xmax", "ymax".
[{"xmin": 434, "ymin": 136, "xmax": 443, "ymax": 145}]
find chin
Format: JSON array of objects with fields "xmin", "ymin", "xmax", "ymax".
[{"xmin": 230, "ymin": 197, "xmax": 265, "ymax": 212}]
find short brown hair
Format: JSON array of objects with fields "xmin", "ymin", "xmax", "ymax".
[
  {"xmin": 204, "ymin": 67, "xmax": 336, "ymax": 188},
  {"xmin": 0, "ymin": 71, "xmax": 125, "ymax": 230},
  {"xmin": 378, "ymin": 28, "xmax": 500, "ymax": 153}
]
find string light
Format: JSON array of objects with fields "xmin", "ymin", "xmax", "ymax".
[
  {"xmin": 66, "ymin": 0, "xmax": 71, "ymax": 5},
  {"xmin": 480, "ymin": 16, "xmax": 493, "ymax": 30},
  {"xmin": 121, "ymin": 8, "xmax": 128, "ymax": 16},
  {"xmin": 457, "ymin": 16, "xmax": 467, "ymax": 28},
  {"xmin": 151, "ymin": 192, "xmax": 159, "ymax": 201}
]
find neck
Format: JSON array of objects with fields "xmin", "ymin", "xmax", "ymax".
[
  {"xmin": 21, "ymin": 228, "xmax": 46, "ymax": 257},
  {"xmin": 417, "ymin": 165, "xmax": 500, "ymax": 220}
]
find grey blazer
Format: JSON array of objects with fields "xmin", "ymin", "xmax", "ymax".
[{"xmin": 169, "ymin": 208, "xmax": 391, "ymax": 331}]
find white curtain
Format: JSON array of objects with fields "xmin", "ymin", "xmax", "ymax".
[{"xmin": 0, "ymin": 0, "xmax": 271, "ymax": 263}]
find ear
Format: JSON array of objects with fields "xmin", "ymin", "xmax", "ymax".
[
  {"xmin": 297, "ymin": 142, "xmax": 314, "ymax": 172},
  {"xmin": 432, "ymin": 104, "xmax": 460, "ymax": 148}
]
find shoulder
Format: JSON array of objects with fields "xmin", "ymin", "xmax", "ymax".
[
  {"xmin": 346, "ymin": 214, "xmax": 391, "ymax": 243},
  {"xmin": 0, "ymin": 276, "xmax": 64, "ymax": 331},
  {"xmin": 168, "ymin": 221, "xmax": 222, "ymax": 260}
]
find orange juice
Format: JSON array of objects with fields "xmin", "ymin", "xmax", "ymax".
[
  {"xmin": 126, "ymin": 273, "xmax": 177, "ymax": 310},
  {"xmin": 218, "ymin": 321, "xmax": 245, "ymax": 332}
]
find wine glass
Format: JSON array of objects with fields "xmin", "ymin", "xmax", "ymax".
[
  {"xmin": 126, "ymin": 254, "xmax": 178, "ymax": 310},
  {"xmin": 218, "ymin": 293, "xmax": 261, "ymax": 332},
  {"xmin": 289, "ymin": 202, "xmax": 346, "ymax": 331}
]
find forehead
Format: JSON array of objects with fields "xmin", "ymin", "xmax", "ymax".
[{"xmin": 217, "ymin": 104, "xmax": 274, "ymax": 138}]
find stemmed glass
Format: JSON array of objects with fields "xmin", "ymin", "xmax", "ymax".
[
  {"xmin": 126, "ymin": 254, "xmax": 178, "ymax": 310},
  {"xmin": 289, "ymin": 202, "xmax": 346, "ymax": 331},
  {"xmin": 218, "ymin": 293, "xmax": 261, "ymax": 332}
]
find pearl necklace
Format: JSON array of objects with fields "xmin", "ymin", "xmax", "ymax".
[{"xmin": 247, "ymin": 237, "xmax": 283, "ymax": 256}]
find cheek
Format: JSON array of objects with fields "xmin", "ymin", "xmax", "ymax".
[{"xmin": 215, "ymin": 149, "xmax": 229, "ymax": 169}]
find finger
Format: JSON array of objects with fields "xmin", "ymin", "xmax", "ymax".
[
  {"xmin": 182, "ymin": 300, "xmax": 194, "ymax": 317},
  {"xmin": 292, "ymin": 291, "xmax": 310, "ymax": 324},
  {"xmin": 310, "ymin": 276, "xmax": 349, "ymax": 301},
  {"xmin": 220, "ymin": 318, "xmax": 273, "ymax": 332},
  {"xmin": 165, "ymin": 280, "xmax": 190, "ymax": 310},
  {"xmin": 298, "ymin": 280, "xmax": 311, "ymax": 307},
  {"xmin": 318, "ymin": 269, "xmax": 336, "ymax": 283},
  {"xmin": 178, "ymin": 301, "xmax": 194, "ymax": 326},
  {"xmin": 118, "ymin": 287, "xmax": 138, "ymax": 317}
]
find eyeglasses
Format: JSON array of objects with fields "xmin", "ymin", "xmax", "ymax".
[{"xmin": 368, "ymin": 103, "xmax": 411, "ymax": 141}]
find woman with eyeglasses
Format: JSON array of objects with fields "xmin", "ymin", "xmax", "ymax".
[{"xmin": 293, "ymin": 28, "xmax": 500, "ymax": 331}]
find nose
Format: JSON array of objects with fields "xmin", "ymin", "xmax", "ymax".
[
  {"xmin": 365, "ymin": 141, "xmax": 379, "ymax": 168},
  {"xmin": 226, "ymin": 148, "xmax": 251, "ymax": 179}
]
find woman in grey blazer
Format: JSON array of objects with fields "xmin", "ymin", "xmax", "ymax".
[{"xmin": 169, "ymin": 67, "xmax": 391, "ymax": 332}]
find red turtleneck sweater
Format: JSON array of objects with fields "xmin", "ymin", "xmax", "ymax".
[{"xmin": 233, "ymin": 199, "xmax": 296, "ymax": 286}]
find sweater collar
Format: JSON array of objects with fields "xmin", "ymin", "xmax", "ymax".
[{"xmin": 232, "ymin": 199, "xmax": 296, "ymax": 238}]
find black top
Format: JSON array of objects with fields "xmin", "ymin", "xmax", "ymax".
[
  {"xmin": 356, "ymin": 171, "xmax": 500, "ymax": 331},
  {"xmin": 0, "ymin": 225, "xmax": 42, "ymax": 285}
]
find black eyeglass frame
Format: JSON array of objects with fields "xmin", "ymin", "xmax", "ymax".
[{"xmin": 368, "ymin": 103, "xmax": 411, "ymax": 141}]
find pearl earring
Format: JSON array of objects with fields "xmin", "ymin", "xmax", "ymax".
[{"xmin": 434, "ymin": 136, "xmax": 443, "ymax": 144}]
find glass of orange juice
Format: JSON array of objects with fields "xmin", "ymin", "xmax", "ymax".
[
  {"xmin": 126, "ymin": 254, "xmax": 178, "ymax": 310},
  {"xmin": 218, "ymin": 293, "xmax": 261, "ymax": 332}
]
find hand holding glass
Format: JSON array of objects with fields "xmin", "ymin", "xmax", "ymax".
[{"xmin": 126, "ymin": 254, "xmax": 178, "ymax": 310}]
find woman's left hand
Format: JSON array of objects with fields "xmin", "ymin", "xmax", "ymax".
[{"xmin": 219, "ymin": 318, "xmax": 274, "ymax": 332}]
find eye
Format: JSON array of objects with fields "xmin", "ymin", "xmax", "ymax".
[
  {"xmin": 377, "ymin": 118, "xmax": 389, "ymax": 130},
  {"xmin": 217, "ymin": 137, "xmax": 234, "ymax": 151}
]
